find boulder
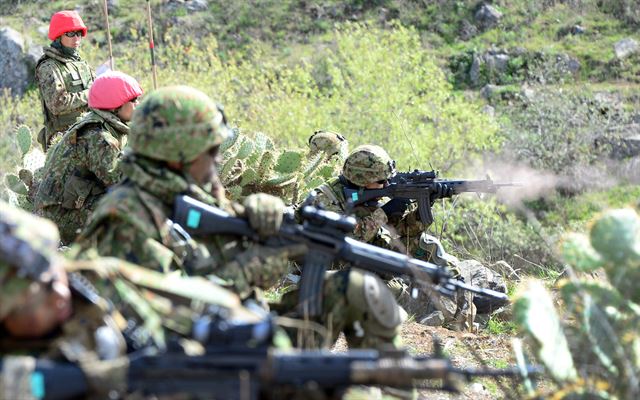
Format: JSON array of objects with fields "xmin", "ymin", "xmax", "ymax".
[
  {"xmin": 480, "ymin": 84, "xmax": 499, "ymax": 100},
  {"xmin": 614, "ymin": 38, "xmax": 639, "ymax": 59},
  {"xmin": 458, "ymin": 259, "xmax": 508, "ymax": 314},
  {"xmin": 0, "ymin": 27, "xmax": 37, "ymax": 97},
  {"xmin": 459, "ymin": 19, "xmax": 478, "ymax": 41},
  {"xmin": 419, "ymin": 311, "xmax": 445, "ymax": 327},
  {"xmin": 474, "ymin": 3, "xmax": 502, "ymax": 30}
]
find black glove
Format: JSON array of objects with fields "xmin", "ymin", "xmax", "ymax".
[
  {"xmin": 431, "ymin": 182, "xmax": 454, "ymax": 199},
  {"xmin": 381, "ymin": 197, "xmax": 413, "ymax": 218}
]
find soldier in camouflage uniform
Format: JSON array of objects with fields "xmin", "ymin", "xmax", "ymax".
[
  {"xmin": 304, "ymin": 144, "xmax": 489, "ymax": 330},
  {"xmin": 0, "ymin": 201, "xmax": 255, "ymax": 398},
  {"xmin": 308, "ymin": 130, "xmax": 349, "ymax": 161},
  {"xmin": 34, "ymin": 71, "xmax": 143, "ymax": 245},
  {"xmin": 76, "ymin": 86, "xmax": 404, "ymax": 350},
  {"xmin": 36, "ymin": 10, "xmax": 95, "ymax": 150}
]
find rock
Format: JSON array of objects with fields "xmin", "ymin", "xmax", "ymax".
[
  {"xmin": 37, "ymin": 25, "xmax": 48, "ymax": 38},
  {"xmin": 486, "ymin": 53, "xmax": 510, "ymax": 74},
  {"xmin": 614, "ymin": 38, "xmax": 639, "ymax": 59},
  {"xmin": 482, "ymin": 104, "xmax": 495, "ymax": 117},
  {"xmin": 571, "ymin": 25, "xmax": 586, "ymax": 35},
  {"xmin": 469, "ymin": 54, "xmax": 483, "ymax": 86},
  {"xmin": 474, "ymin": 3, "xmax": 502, "ymax": 30},
  {"xmin": 459, "ymin": 19, "xmax": 478, "ymax": 41},
  {"xmin": 491, "ymin": 305, "xmax": 513, "ymax": 322},
  {"xmin": 458, "ymin": 259, "xmax": 508, "ymax": 314},
  {"xmin": 25, "ymin": 45, "xmax": 43, "ymax": 69},
  {"xmin": 107, "ymin": 0, "xmax": 118, "ymax": 9},
  {"xmin": 0, "ymin": 27, "xmax": 32, "ymax": 96},
  {"xmin": 419, "ymin": 311, "xmax": 445, "ymax": 327},
  {"xmin": 480, "ymin": 84, "xmax": 498, "ymax": 100},
  {"xmin": 167, "ymin": 0, "xmax": 209, "ymax": 12}
]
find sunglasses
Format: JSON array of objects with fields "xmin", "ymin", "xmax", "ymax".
[{"xmin": 64, "ymin": 31, "xmax": 84, "ymax": 38}]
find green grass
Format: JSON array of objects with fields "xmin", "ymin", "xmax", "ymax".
[{"xmin": 486, "ymin": 317, "xmax": 518, "ymax": 336}]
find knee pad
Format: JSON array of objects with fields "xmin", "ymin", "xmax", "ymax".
[{"xmin": 346, "ymin": 269, "xmax": 403, "ymax": 329}]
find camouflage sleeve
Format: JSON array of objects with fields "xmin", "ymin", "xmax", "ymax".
[
  {"xmin": 84, "ymin": 130, "xmax": 123, "ymax": 186},
  {"xmin": 80, "ymin": 220, "xmax": 176, "ymax": 273},
  {"xmin": 387, "ymin": 202, "xmax": 426, "ymax": 237},
  {"xmin": 36, "ymin": 61, "xmax": 88, "ymax": 115},
  {"xmin": 353, "ymin": 207, "xmax": 388, "ymax": 243}
]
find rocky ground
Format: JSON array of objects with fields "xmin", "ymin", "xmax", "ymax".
[{"xmin": 334, "ymin": 322, "xmax": 532, "ymax": 399}]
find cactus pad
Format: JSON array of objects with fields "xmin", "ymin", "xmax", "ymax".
[
  {"xmin": 513, "ymin": 279, "xmax": 577, "ymax": 383},
  {"xmin": 589, "ymin": 208, "xmax": 640, "ymax": 265},
  {"xmin": 5, "ymin": 174, "xmax": 28, "ymax": 195},
  {"xmin": 275, "ymin": 151, "xmax": 303, "ymax": 174},
  {"xmin": 15, "ymin": 125, "xmax": 32, "ymax": 156},
  {"xmin": 220, "ymin": 128, "xmax": 240, "ymax": 153},
  {"xmin": 561, "ymin": 233, "xmax": 604, "ymax": 272},
  {"xmin": 240, "ymin": 168, "xmax": 259, "ymax": 186},
  {"xmin": 22, "ymin": 149, "xmax": 46, "ymax": 172}
]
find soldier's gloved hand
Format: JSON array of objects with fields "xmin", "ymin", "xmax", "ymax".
[
  {"xmin": 432, "ymin": 182, "xmax": 454, "ymax": 199},
  {"xmin": 243, "ymin": 193, "xmax": 285, "ymax": 236},
  {"xmin": 381, "ymin": 197, "xmax": 413, "ymax": 218}
]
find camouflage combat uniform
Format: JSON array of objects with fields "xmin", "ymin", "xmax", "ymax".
[
  {"xmin": 305, "ymin": 145, "xmax": 479, "ymax": 330},
  {"xmin": 34, "ymin": 109, "xmax": 129, "ymax": 245},
  {"xmin": 0, "ymin": 201, "xmax": 252, "ymax": 398},
  {"xmin": 76, "ymin": 86, "xmax": 404, "ymax": 350},
  {"xmin": 35, "ymin": 43, "xmax": 94, "ymax": 150}
]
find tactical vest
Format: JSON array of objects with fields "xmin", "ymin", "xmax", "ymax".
[
  {"xmin": 36, "ymin": 52, "xmax": 93, "ymax": 148},
  {"xmin": 35, "ymin": 112, "xmax": 125, "ymax": 211}
]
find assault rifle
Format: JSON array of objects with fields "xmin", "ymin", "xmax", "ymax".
[
  {"xmin": 173, "ymin": 195, "xmax": 508, "ymax": 317},
  {"xmin": 342, "ymin": 170, "xmax": 519, "ymax": 225},
  {"xmin": 0, "ymin": 316, "xmax": 539, "ymax": 400}
]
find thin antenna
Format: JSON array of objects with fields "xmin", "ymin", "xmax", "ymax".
[
  {"xmin": 102, "ymin": 0, "xmax": 114, "ymax": 70},
  {"xmin": 392, "ymin": 110, "xmax": 420, "ymax": 168}
]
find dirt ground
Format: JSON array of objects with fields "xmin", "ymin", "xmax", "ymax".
[{"xmin": 333, "ymin": 322, "xmax": 531, "ymax": 399}]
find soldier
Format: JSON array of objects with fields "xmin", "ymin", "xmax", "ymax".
[
  {"xmin": 308, "ymin": 130, "xmax": 349, "ymax": 161},
  {"xmin": 34, "ymin": 71, "xmax": 142, "ymax": 245},
  {"xmin": 0, "ymin": 201, "xmax": 253, "ymax": 398},
  {"xmin": 304, "ymin": 144, "xmax": 507, "ymax": 330},
  {"xmin": 36, "ymin": 10, "xmax": 95, "ymax": 150},
  {"xmin": 76, "ymin": 86, "xmax": 405, "ymax": 350}
]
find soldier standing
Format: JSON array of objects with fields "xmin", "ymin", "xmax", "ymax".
[
  {"xmin": 76, "ymin": 86, "xmax": 405, "ymax": 351},
  {"xmin": 36, "ymin": 10, "xmax": 95, "ymax": 150},
  {"xmin": 34, "ymin": 71, "xmax": 142, "ymax": 245}
]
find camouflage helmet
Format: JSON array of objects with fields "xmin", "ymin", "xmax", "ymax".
[
  {"xmin": 129, "ymin": 85, "xmax": 231, "ymax": 163},
  {"xmin": 342, "ymin": 145, "xmax": 396, "ymax": 186},
  {"xmin": 0, "ymin": 201, "xmax": 60, "ymax": 320},
  {"xmin": 308, "ymin": 130, "xmax": 348, "ymax": 158}
]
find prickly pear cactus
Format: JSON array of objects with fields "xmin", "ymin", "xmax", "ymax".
[
  {"xmin": 218, "ymin": 131, "xmax": 342, "ymax": 204},
  {"xmin": 3, "ymin": 125, "xmax": 45, "ymax": 209},
  {"xmin": 514, "ymin": 208, "xmax": 640, "ymax": 398}
]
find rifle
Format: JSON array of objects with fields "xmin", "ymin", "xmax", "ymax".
[
  {"xmin": 173, "ymin": 195, "xmax": 508, "ymax": 318},
  {"xmin": 342, "ymin": 170, "xmax": 519, "ymax": 225},
  {"xmin": 0, "ymin": 316, "xmax": 539, "ymax": 400}
]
